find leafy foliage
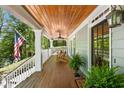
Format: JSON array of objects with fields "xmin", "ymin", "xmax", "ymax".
[
  {"xmin": 0, "ymin": 33, "xmax": 14, "ymax": 67},
  {"xmin": 0, "ymin": 8, "xmax": 4, "ymax": 32},
  {"xmin": 53, "ymin": 40, "xmax": 66, "ymax": 47},
  {"xmin": 0, "ymin": 7, "xmax": 34, "ymax": 68},
  {"xmin": 84, "ymin": 65, "xmax": 124, "ymax": 88},
  {"xmin": 41, "ymin": 36, "xmax": 50, "ymax": 49},
  {"xmin": 69, "ymin": 54, "xmax": 85, "ymax": 71}
]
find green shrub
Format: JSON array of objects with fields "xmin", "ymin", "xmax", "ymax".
[{"xmin": 84, "ymin": 65, "xmax": 124, "ymax": 88}]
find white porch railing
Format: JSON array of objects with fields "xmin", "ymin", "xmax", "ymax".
[
  {"xmin": 41, "ymin": 47, "xmax": 67, "ymax": 64},
  {"xmin": 0, "ymin": 47, "xmax": 67, "ymax": 88},
  {"xmin": 42, "ymin": 49, "xmax": 52, "ymax": 64},
  {"xmin": 0, "ymin": 56, "xmax": 35, "ymax": 88},
  {"xmin": 50, "ymin": 46, "xmax": 67, "ymax": 55}
]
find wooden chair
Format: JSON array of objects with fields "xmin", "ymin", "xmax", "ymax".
[{"xmin": 56, "ymin": 50, "xmax": 68, "ymax": 63}]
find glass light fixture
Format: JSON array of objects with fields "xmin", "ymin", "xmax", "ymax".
[{"xmin": 106, "ymin": 5, "xmax": 124, "ymax": 28}]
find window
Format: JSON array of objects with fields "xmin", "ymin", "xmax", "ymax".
[
  {"xmin": 41, "ymin": 36, "xmax": 50, "ymax": 49},
  {"xmin": 53, "ymin": 40, "xmax": 66, "ymax": 47},
  {"xmin": 92, "ymin": 20, "xmax": 109, "ymax": 66}
]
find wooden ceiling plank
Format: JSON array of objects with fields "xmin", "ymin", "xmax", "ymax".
[{"xmin": 24, "ymin": 5, "xmax": 96, "ymax": 38}]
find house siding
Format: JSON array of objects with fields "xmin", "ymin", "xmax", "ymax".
[
  {"xmin": 112, "ymin": 24, "xmax": 124, "ymax": 73},
  {"xmin": 75, "ymin": 24, "xmax": 88, "ymax": 76}
]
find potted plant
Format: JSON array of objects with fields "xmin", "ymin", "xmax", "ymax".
[
  {"xmin": 69, "ymin": 54, "xmax": 85, "ymax": 77},
  {"xmin": 84, "ymin": 64, "xmax": 124, "ymax": 88}
]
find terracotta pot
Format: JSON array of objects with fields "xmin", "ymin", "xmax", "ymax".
[{"xmin": 74, "ymin": 72, "xmax": 80, "ymax": 77}]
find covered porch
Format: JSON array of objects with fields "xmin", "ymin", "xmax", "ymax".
[
  {"xmin": 16, "ymin": 55, "xmax": 77, "ymax": 88},
  {"xmin": 0, "ymin": 5, "xmax": 96, "ymax": 88},
  {"xmin": 1, "ymin": 5, "xmax": 124, "ymax": 88}
]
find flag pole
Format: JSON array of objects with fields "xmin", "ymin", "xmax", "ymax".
[{"xmin": 14, "ymin": 29, "xmax": 27, "ymax": 42}]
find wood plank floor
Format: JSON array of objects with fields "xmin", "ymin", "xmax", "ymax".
[{"xmin": 16, "ymin": 55, "xmax": 78, "ymax": 88}]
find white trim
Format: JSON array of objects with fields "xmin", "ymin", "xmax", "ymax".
[
  {"xmin": 109, "ymin": 28, "xmax": 112, "ymax": 68},
  {"xmin": 90, "ymin": 6, "xmax": 111, "ymax": 27},
  {"xmin": 87, "ymin": 22, "xmax": 92, "ymax": 71},
  {"xmin": 42, "ymin": 28, "xmax": 52, "ymax": 40},
  {"xmin": 108, "ymin": 6, "xmax": 112, "ymax": 68},
  {"xmin": 42, "ymin": 32, "xmax": 51, "ymax": 40},
  {"xmin": 34, "ymin": 29, "xmax": 42, "ymax": 71}
]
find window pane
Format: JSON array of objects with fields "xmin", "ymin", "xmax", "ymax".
[
  {"xmin": 53, "ymin": 40, "xmax": 66, "ymax": 47},
  {"xmin": 92, "ymin": 27, "xmax": 97, "ymax": 65},
  {"xmin": 92, "ymin": 20, "xmax": 109, "ymax": 66},
  {"xmin": 103, "ymin": 21, "xmax": 109, "ymax": 61}
]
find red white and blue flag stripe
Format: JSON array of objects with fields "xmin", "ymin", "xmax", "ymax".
[{"xmin": 14, "ymin": 32, "xmax": 24, "ymax": 62}]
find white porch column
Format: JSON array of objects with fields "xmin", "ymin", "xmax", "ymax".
[
  {"xmin": 34, "ymin": 29, "xmax": 42, "ymax": 71},
  {"xmin": 49, "ymin": 39, "xmax": 53, "ymax": 55},
  {"xmin": 66, "ymin": 39, "xmax": 69, "ymax": 55},
  {"xmin": 50, "ymin": 39, "xmax": 53, "ymax": 48}
]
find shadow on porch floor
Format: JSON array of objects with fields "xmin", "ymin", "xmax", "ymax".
[{"xmin": 16, "ymin": 55, "xmax": 78, "ymax": 88}]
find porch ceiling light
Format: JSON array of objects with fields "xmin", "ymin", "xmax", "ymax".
[
  {"xmin": 106, "ymin": 5, "xmax": 124, "ymax": 28},
  {"xmin": 56, "ymin": 30, "xmax": 64, "ymax": 39}
]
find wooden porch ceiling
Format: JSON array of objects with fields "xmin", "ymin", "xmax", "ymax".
[{"xmin": 23, "ymin": 5, "xmax": 96, "ymax": 38}]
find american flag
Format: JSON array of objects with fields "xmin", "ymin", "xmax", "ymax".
[{"xmin": 14, "ymin": 31, "xmax": 25, "ymax": 62}]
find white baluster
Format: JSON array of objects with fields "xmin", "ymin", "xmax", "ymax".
[
  {"xmin": 28, "ymin": 62, "xmax": 31, "ymax": 75},
  {"xmin": 15, "ymin": 71, "xmax": 17, "ymax": 85},
  {"xmin": 18, "ymin": 69, "xmax": 20, "ymax": 83},
  {"xmin": 8, "ymin": 76, "xmax": 10, "ymax": 88},
  {"xmin": 6, "ymin": 77, "xmax": 8, "ymax": 88},
  {"xmin": 26, "ymin": 64, "xmax": 28, "ymax": 77},
  {"xmin": 30, "ymin": 61, "xmax": 32, "ymax": 74},
  {"xmin": 16, "ymin": 70, "xmax": 19, "ymax": 83},
  {"xmin": 9, "ymin": 74, "xmax": 12, "ymax": 88},
  {"xmin": 27, "ymin": 62, "xmax": 29, "ymax": 75},
  {"xmin": 19, "ymin": 67, "xmax": 22, "ymax": 80},
  {"xmin": 23, "ymin": 65, "xmax": 26, "ymax": 80},
  {"xmin": 24, "ymin": 64, "xmax": 27, "ymax": 79},
  {"xmin": 28, "ymin": 62, "xmax": 31, "ymax": 76},
  {"xmin": 32, "ymin": 61, "xmax": 35, "ymax": 73},
  {"xmin": 24, "ymin": 65, "xmax": 26, "ymax": 80},
  {"xmin": 20, "ymin": 68, "xmax": 22, "ymax": 80},
  {"xmin": 14, "ymin": 71, "xmax": 16, "ymax": 86}
]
